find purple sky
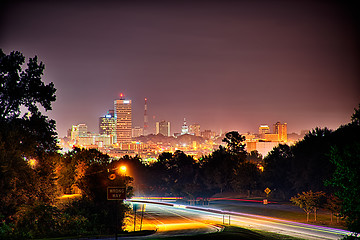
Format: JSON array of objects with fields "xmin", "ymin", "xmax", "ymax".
[{"xmin": 1, "ymin": 1, "xmax": 359, "ymax": 137}]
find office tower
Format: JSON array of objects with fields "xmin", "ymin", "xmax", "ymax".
[
  {"xmin": 189, "ymin": 123, "xmax": 201, "ymax": 136},
  {"xmin": 114, "ymin": 95, "xmax": 132, "ymax": 143},
  {"xmin": 156, "ymin": 120, "xmax": 171, "ymax": 136},
  {"xmin": 274, "ymin": 122, "xmax": 287, "ymax": 142},
  {"xmin": 259, "ymin": 125, "xmax": 270, "ymax": 135},
  {"xmin": 99, "ymin": 110, "xmax": 115, "ymax": 135},
  {"xmin": 71, "ymin": 123, "xmax": 87, "ymax": 141},
  {"xmin": 144, "ymin": 98, "xmax": 149, "ymax": 136},
  {"xmin": 181, "ymin": 118, "xmax": 189, "ymax": 135}
]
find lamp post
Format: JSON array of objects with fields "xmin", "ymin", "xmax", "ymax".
[{"xmin": 119, "ymin": 165, "xmax": 127, "ymax": 176}]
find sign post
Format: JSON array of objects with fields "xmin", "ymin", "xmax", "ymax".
[
  {"xmin": 264, "ymin": 187, "xmax": 271, "ymax": 205},
  {"xmin": 107, "ymin": 187, "xmax": 126, "ymax": 240}
]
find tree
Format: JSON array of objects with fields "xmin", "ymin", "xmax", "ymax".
[
  {"xmin": 290, "ymin": 190, "xmax": 325, "ymax": 222},
  {"xmin": 263, "ymin": 144, "xmax": 294, "ymax": 200},
  {"xmin": 222, "ymin": 131, "xmax": 246, "ymax": 155},
  {"xmin": 324, "ymin": 194, "xmax": 342, "ymax": 223},
  {"xmin": 247, "ymin": 150, "xmax": 263, "ymax": 164},
  {"xmin": 0, "ymin": 49, "xmax": 56, "ymax": 120},
  {"xmin": 326, "ymin": 143, "xmax": 360, "ymax": 234},
  {"xmin": 0, "ymin": 49, "xmax": 58, "ymax": 222},
  {"xmin": 351, "ymin": 104, "xmax": 360, "ymax": 125}
]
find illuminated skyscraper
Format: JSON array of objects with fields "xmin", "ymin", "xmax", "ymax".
[
  {"xmin": 156, "ymin": 120, "xmax": 171, "ymax": 136},
  {"xmin": 144, "ymin": 98, "xmax": 149, "ymax": 136},
  {"xmin": 181, "ymin": 118, "xmax": 189, "ymax": 135},
  {"xmin": 259, "ymin": 125, "xmax": 270, "ymax": 135},
  {"xmin": 71, "ymin": 123, "xmax": 88, "ymax": 141},
  {"xmin": 99, "ymin": 110, "xmax": 115, "ymax": 135},
  {"xmin": 114, "ymin": 95, "xmax": 132, "ymax": 143},
  {"xmin": 274, "ymin": 122, "xmax": 287, "ymax": 142}
]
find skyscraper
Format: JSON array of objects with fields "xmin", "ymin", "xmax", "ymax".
[
  {"xmin": 181, "ymin": 118, "xmax": 189, "ymax": 135},
  {"xmin": 99, "ymin": 110, "xmax": 115, "ymax": 136},
  {"xmin": 144, "ymin": 98, "xmax": 149, "ymax": 136},
  {"xmin": 259, "ymin": 125, "xmax": 270, "ymax": 135},
  {"xmin": 114, "ymin": 95, "xmax": 132, "ymax": 143},
  {"xmin": 274, "ymin": 122, "xmax": 287, "ymax": 142},
  {"xmin": 71, "ymin": 123, "xmax": 88, "ymax": 141},
  {"xmin": 156, "ymin": 120, "xmax": 171, "ymax": 136}
]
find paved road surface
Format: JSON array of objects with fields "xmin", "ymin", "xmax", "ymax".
[{"xmin": 126, "ymin": 199, "xmax": 352, "ymax": 240}]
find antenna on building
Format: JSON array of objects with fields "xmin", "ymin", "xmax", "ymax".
[{"xmin": 144, "ymin": 98, "xmax": 148, "ymax": 136}]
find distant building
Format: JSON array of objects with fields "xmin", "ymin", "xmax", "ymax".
[
  {"xmin": 99, "ymin": 110, "xmax": 115, "ymax": 136},
  {"xmin": 264, "ymin": 133, "xmax": 279, "ymax": 142},
  {"xmin": 156, "ymin": 120, "xmax": 171, "ymax": 136},
  {"xmin": 246, "ymin": 141, "xmax": 279, "ymax": 157},
  {"xmin": 189, "ymin": 123, "xmax": 201, "ymax": 136},
  {"xmin": 259, "ymin": 125, "xmax": 270, "ymax": 135},
  {"xmin": 274, "ymin": 122, "xmax": 287, "ymax": 142},
  {"xmin": 114, "ymin": 96, "xmax": 132, "ymax": 143},
  {"xmin": 201, "ymin": 129, "xmax": 216, "ymax": 140},
  {"xmin": 181, "ymin": 118, "xmax": 189, "ymax": 135},
  {"xmin": 132, "ymin": 126, "xmax": 144, "ymax": 138},
  {"xmin": 71, "ymin": 123, "xmax": 87, "ymax": 141}
]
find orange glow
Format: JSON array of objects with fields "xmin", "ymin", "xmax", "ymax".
[
  {"xmin": 28, "ymin": 159, "xmax": 37, "ymax": 168},
  {"xmin": 119, "ymin": 165, "xmax": 127, "ymax": 175}
]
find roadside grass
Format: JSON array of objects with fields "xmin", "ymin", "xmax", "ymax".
[
  {"xmin": 210, "ymin": 201, "xmax": 345, "ymax": 229},
  {"xmin": 146, "ymin": 226, "xmax": 305, "ymax": 240}
]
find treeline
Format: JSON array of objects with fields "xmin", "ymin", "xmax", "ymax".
[{"xmin": 1, "ymin": 50, "xmax": 359, "ymax": 238}]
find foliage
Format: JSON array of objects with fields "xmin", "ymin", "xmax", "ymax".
[
  {"xmin": 147, "ymin": 150, "xmax": 203, "ymax": 199},
  {"xmin": 246, "ymin": 150, "xmax": 263, "ymax": 164},
  {"xmin": 62, "ymin": 196, "xmax": 130, "ymax": 236},
  {"xmin": 14, "ymin": 202, "xmax": 62, "ymax": 238},
  {"xmin": 326, "ymin": 142, "xmax": 360, "ymax": 234},
  {"xmin": 0, "ymin": 50, "xmax": 58, "ymax": 223},
  {"xmin": 0, "ymin": 49, "xmax": 56, "ymax": 120},
  {"xmin": 222, "ymin": 131, "xmax": 246, "ymax": 155},
  {"xmin": 351, "ymin": 104, "xmax": 360, "ymax": 125},
  {"xmin": 202, "ymin": 132, "xmax": 259, "ymax": 196},
  {"xmin": 263, "ymin": 144, "xmax": 293, "ymax": 199},
  {"xmin": 324, "ymin": 194, "xmax": 342, "ymax": 223},
  {"xmin": 290, "ymin": 190, "xmax": 326, "ymax": 222}
]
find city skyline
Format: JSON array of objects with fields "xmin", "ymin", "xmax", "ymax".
[{"xmin": 1, "ymin": 1, "xmax": 359, "ymax": 137}]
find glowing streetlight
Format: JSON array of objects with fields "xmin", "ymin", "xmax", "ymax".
[
  {"xmin": 28, "ymin": 159, "xmax": 37, "ymax": 169},
  {"xmin": 119, "ymin": 165, "xmax": 127, "ymax": 175}
]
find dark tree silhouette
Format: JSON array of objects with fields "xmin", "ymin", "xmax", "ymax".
[
  {"xmin": 0, "ymin": 50, "xmax": 58, "ymax": 222},
  {"xmin": 222, "ymin": 131, "xmax": 246, "ymax": 154}
]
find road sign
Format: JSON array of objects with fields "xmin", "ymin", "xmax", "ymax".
[
  {"xmin": 264, "ymin": 187, "xmax": 271, "ymax": 195},
  {"xmin": 107, "ymin": 187, "xmax": 126, "ymax": 200}
]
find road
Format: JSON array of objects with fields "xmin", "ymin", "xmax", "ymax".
[
  {"xmin": 126, "ymin": 199, "xmax": 352, "ymax": 240},
  {"xmin": 123, "ymin": 201, "xmax": 221, "ymax": 238}
]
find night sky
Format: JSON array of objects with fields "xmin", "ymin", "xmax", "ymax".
[{"xmin": 1, "ymin": 1, "xmax": 359, "ymax": 137}]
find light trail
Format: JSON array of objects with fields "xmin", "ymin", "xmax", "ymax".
[
  {"xmin": 128, "ymin": 199, "xmax": 352, "ymax": 240},
  {"xmin": 125, "ymin": 201, "xmax": 221, "ymax": 238}
]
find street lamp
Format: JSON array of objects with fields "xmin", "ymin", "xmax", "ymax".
[{"xmin": 119, "ymin": 165, "xmax": 127, "ymax": 175}]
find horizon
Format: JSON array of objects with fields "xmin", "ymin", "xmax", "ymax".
[{"xmin": 1, "ymin": 1, "xmax": 359, "ymax": 137}]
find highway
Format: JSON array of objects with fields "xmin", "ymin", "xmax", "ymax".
[
  {"xmin": 123, "ymin": 200, "xmax": 221, "ymax": 238},
  {"xmin": 126, "ymin": 199, "xmax": 352, "ymax": 240}
]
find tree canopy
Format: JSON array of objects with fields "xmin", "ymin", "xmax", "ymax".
[{"xmin": 0, "ymin": 49, "xmax": 58, "ymax": 223}]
